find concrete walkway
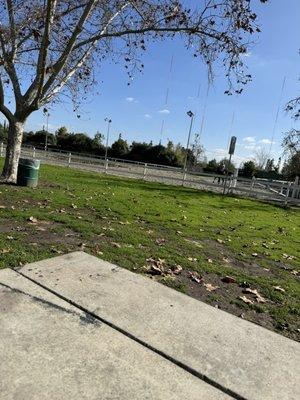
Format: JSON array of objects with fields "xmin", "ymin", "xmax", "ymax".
[{"xmin": 1, "ymin": 252, "xmax": 299, "ymax": 399}]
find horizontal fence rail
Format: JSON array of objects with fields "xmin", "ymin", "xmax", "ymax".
[{"xmin": 1, "ymin": 143, "xmax": 300, "ymax": 206}]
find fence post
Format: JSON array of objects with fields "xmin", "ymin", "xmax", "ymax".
[
  {"xmin": 249, "ymin": 176, "xmax": 256, "ymax": 195},
  {"xmin": 182, "ymin": 169, "xmax": 187, "ymax": 186},
  {"xmin": 285, "ymin": 182, "xmax": 292, "ymax": 205},
  {"xmin": 68, "ymin": 153, "xmax": 72, "ymax": 167},
  {"xmin": 0, "ymin": 142, "xmax": 3, "ymax": 157},
  {"xmin": 232, "ymin": 168, "xmax": 238, "ymax": 188},
  {"xmin": 292, "ymin": 176, "xmax": 299, "ymax": 198},
  {"xmin": 143, "ymin": 163, "xmax": 147, "ymax": 180},
  {"xmin": 32, "ymin": 147, "xmax": 36, "ymax": 158},
  {"xmin": 105, "ymin": 159, "xmax": 108, "ymax": 174},
  {"xmin": 280, "ymin": 182, "xmax": 284, "ymax": 195}
]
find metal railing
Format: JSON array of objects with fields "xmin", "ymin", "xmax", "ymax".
[{"xmin": 1, "ymin": 143, "xmax": 299, "ymax": 205}]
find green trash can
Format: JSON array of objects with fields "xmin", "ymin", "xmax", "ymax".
[{"xmin": 17, "ymin": 158, "xmax": 41, "ymax": 188}]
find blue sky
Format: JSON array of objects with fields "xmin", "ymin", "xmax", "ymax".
[{"xmin": 26, "ymin": 0, "xmax": 300, "ymax": 166}]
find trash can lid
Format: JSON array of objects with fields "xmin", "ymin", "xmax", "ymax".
[{"xmin": 18, "ymin": 158, "xmax": 41, "ymax": 169}]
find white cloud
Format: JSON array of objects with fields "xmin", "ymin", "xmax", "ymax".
[
  {"xmin": 244, "ymin": 145, "xmax": 256, "ymax": 150},
  {"xmin": 144, "ymin": 114, "xmax": 151, "ymax": 119},
  {"xmin": 126, "ymin": 97, "xmax": 135, "ymax": 102},
  {"xmin": 158, "ymin": 109, "xmax": 170, "ymax": 114},
  {"xmin": 260, "ymin": 138, "xmax": 275, "ymax": 145},
  {"xmin": 243, "ymin": 136, "xmax": 256, "ymax": 144},
  {"xmin": 214, "ymin": 148, "xmax": 228, "ymax": 157}
]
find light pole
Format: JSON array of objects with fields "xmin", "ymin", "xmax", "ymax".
[
  {"xmin": 182, "ymin": 110, "xmax": 195, "ymax": 184},
  {"xmin": 44, "ymin": 112, "xmax": 50, "ymax": 152},
  {"xmin": 104, "ymin": 118, "xmax": 112, "ymax": 172}
]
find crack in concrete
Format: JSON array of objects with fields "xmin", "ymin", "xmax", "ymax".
[{"xmin": 13, "ymin": 269, "xmax": 248, "ymax": 400}]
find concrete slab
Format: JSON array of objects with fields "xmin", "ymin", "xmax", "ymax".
[
  {"xmin": 0, "ymin": 268, "xmax": 229, "ymax": 400},
  {"xmin": 17, "ymin": 252, "xmax": 300, "ymax": 400}
]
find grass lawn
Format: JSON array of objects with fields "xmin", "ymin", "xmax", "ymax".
[{"xmin": 0, "ymin": 161, "xmax": 299, "ymax": 340}]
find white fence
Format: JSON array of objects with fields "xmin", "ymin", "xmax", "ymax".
[{"xmin": 1, "ymin": 143, "xmax": 300, "ymax": 206}]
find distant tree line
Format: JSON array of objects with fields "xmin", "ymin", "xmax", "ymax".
[
  {"xmin": 0, "ymin": 124, "xmax": 198, "ymax": 168},
  {"xmin": 1, "ymin": 122, "xmax": 298, "ymax": 179}
]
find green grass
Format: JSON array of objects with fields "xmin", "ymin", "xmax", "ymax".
[{"xmin": 0, "ymin": 161, "xmax": 299, "ymax": 339}]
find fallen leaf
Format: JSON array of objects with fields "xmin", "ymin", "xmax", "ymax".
[
  {"xmin": 207, "ymin": 258, "xmax": 213, "ymax": 263},
  {"xmin": 273, "ymin": 285, "xmax": 285, "ymax": 293},
  {"xmin": 188, "ymin": 271, "xmax": 203, "ymax": 284},
  {"xmin": 0, "ymin": 248, "xmax": 11, "ymax": 254},
  {"xmin": 167, "ymin": 265, "xmax": 182, "ymax": 275},
  {"xmin": 36, "ymin": 227, "xmax": 46, "ymax": 232},
  {"xmin": 6, "ymin": 236, "xmax": 14, "ymax": 240},
  {"xmin": 187, "ymin": 257, "xmax": 197, "ymax": 262},
  {"xmin": 221, "ymin": 276, "xmax": 236, "ymax": 284},
  {"xmin": 28, "ymin": 216, "xmax": 38, "ymax": 224},
  {"xmin": 291, "ymin": 270, "xmax": 298, "ymax": 276},
  {"xmin": 155, "ymin": 238, "xmax": 166, "ymax": 246},
  {"xmin": 111, "ymin": 242, "xmax": 121, "ymax": 248},
  {"xmin": 282, "ymin": 253, "xmax": 296, "ymax": 261},
  {"xmin": 252, "ymin": 253, "xmax": 258, "ymax": 257},
  {"xmin": 0, "ymin": 205, "xmax": 6, "ymax": 209},
  {"xmin": 216, "ymin": 239, "xmax": 225, "ymax": 244},
  {"xmin": 243, "ymin": 288, "xmax": 266, "ymax": 303},
  {"xmin": 239, "ymin": 295, "xmax": 254, "ymax": 305},
  {"xmin": 204, "ymin": 283, "xmax": 219, "ymax": 292}
]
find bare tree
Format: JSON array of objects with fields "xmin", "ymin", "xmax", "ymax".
[
  {"xmin": 282, "ymin": 129, "xmax": 300, "ymax": 156},
  {"xmin": 0, "ymin": 0, "xmax": 266, "ymax": 183},
  {"xmin": 254, "ymin": 147, "xmax": 268, "ymax": 169}
]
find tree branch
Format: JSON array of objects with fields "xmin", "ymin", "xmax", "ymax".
[
  {"xmin": 34, "ymin": 0, "xmax": 57, "ymax": 106},
  {"xmin": 73, "ymin": 25, "xmax": 223, "ymax": 51},
  {"xmin": 0, "ymin": 74, "xmax": 14, "ymax": 122},
  {"xmin": 6, "ymin": 0, "xmax": 17, "ymax": 58},
  {"xmin": 36, "ymin": 0, "xmax": 97, "ymax": 102}
]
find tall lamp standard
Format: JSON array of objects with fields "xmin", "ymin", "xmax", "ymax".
[
  {"xmin": 104, "ymin": 118, "xmax": 112, "ymax": 172},
  {"xmin": 182, "ymin": 110, "xmax": 195, "ymax": 184},
  {"xmin": 44, "ymin": 111, "xmax": 50, "ymax": 152}
]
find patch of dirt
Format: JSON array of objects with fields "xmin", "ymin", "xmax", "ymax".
[
  {"xmin": 166, "ymin": 270, "xmax": 300, "ymax": 341},
  {"xmin": 202, "ymin": 238, "xmax": 287, "ymax": 279}
]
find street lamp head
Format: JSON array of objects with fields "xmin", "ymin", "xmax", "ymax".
[
  {"xmin": 187, "ymin": 110, "xmax": 194, "ymax": 118},
  {"xmin": 105, "ymin": 118, "xmax": 112, "ymax": 123}
]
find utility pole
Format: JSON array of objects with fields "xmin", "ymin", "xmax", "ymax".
[{"xmin": 182, "ymin": 110, "xmax": 195, "ymax": 184}]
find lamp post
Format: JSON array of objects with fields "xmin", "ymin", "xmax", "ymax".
[
  {"xmin": 182, "ymin": 110, "xmax": 195, "ymax": 184},
  {"xmin": 104, "ymin": 118, "xmax": 112, "ymax": 173},
  {"xmin": 44, "ymin": 112, "xmax": 50, "ymax": 152}
]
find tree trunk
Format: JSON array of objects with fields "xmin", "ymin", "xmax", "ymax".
[{"xmin": 1, "ymin": 120, "xmax": 25, "ymax": 184}]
